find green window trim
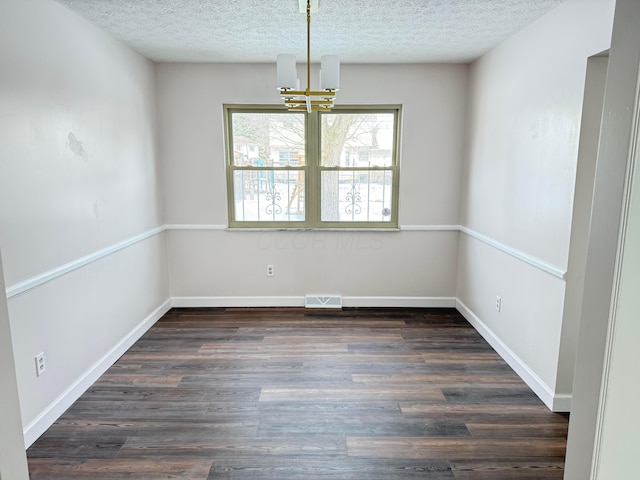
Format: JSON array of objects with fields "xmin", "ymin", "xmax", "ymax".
[{"xmin": 224, "ymin": 104, "xmax": 401, "ymax": 229}]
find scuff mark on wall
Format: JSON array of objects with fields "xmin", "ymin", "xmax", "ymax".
[{"xmin": 67, "ymin": 132, "xmax": 88, "ymax": 161}]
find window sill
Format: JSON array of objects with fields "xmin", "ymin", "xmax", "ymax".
[{"xmin": 225, "ymin": 227, "xmax": 401, "ymax": 232}]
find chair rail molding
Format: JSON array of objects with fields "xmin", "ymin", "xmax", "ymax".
[
  {"xmin": 5, "ymin": 224, "xmax": 566, "ymax": 298},
  {"xmin": 6, "ymin": 226, "xmax": 166, "ymax": 299},
  {"xmin": 459, "ymin": 226, "xmax": 566, "ymax": 280}
]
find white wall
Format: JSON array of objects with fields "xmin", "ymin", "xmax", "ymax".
[
  {"xmin": 0, "ymin": 0, "xmax": 169, "ymax": 445},
  {"xmin": 157, "ymin": 63, "xmax": 468, "ymax": 305},
  {"xmin": 457, "ymin": 0, "xmax": 615, "ymax": 409}
]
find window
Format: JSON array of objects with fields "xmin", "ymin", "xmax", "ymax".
[{"xmin": 224, "ymin": 105, "xmax": 401, "ymax": 229}]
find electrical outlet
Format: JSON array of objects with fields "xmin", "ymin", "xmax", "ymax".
[
  {"xmin": 495, "ymin": 295, "xmax": 502, "ymax": 312},
  {"xmin": 35, "ymin": 352, "xmax": 46, "ymax": 377},
  {"xmin": 266, "ymin": 265, "xmax": 275, "ymax": 277}
]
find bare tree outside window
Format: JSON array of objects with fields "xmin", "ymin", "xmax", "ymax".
[{"xmin": 321, "ymin": 112, "xmax": 396, "ymax": 223}]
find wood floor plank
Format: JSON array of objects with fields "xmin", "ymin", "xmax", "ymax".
[
  {"xmin": 346, "ymin": 437, "xmax": 567, "ymax": 459},
  {"xmin": 449, "ymin": 459, "xmax": 565, "ymax": 479},
  {"xmin": 206, "ymin": 455, "xmax": 456, "ymax": 479},
  {"xmin": 117, "ymin": 435, "xmax": 346, "ymax": 458},
  {"xmin": 268, "ymin": 352, "xmax": 427, "ymax": 364},
  {"xmin": 94, "ymin": 373, "xmax": 184, "ymax": 388},
  {"xmin": 256, "ymin": 406, "xmax": 471, "ymax": 437},
  {"xmin": 27, "ymin": 307, "xmax": 569, "ymax": 479},
  {"xmin": 37, "ymin": 418, "xmax": 260, "ymax": 440},
  {"xmin": 400, "ymin": 403, "xmax": 566, "ymax": 420},
  {"xmin": 259, "ymin": 385, "xmax": 447, "ymax": 402},
  {"xmin": 352, "ymin": 373, "xmax": 525, "ymax": 386},
  {"xmin": 28, "ymin": 458, "xmax": 213, "ymax": 480},
  {"xmin": 466, "ymin": 421, "xmax": 569, "ymax": 438}
]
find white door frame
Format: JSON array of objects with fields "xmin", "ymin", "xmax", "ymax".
[
  {"xmin": 0, "ymin": 251, "xmax": 29, "ymax": 479},
  {"xmin": 565, "ymin": 0, "xmax": 640, "ymax": 478}
]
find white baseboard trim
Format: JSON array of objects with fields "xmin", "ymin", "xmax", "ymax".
[
  {"xmin": 22, "ymin": 299, "xmax": 172, "ymax": 447},
  {"xmin": 171, "ymin": 296, "xmax": 305, "ymax": 308},
  {"xmin": 343, "ymin": 296, "xmax": 456, "ymax": 308},
  {"xmin": 170, "ymin": 296, "xmax": 456, "ymax": 309},
  {"xmin": 552, "ymin": 393, "xmax": 572, "ymax": 412},
  {"xmin": 455, "ymin": 299, "xmax": 570, "ymax": 412}
]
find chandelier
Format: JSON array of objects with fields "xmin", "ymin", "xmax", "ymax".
[{"xmin": 276, "ymin": 0, "xmax": 340, "ymax": 113}]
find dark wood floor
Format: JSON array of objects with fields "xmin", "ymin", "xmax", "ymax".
[{"xmin": 27, "ymin": 308, "xmax": 569, "ymax": 479}]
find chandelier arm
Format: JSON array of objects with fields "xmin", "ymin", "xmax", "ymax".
[
  {"xmin": 306, "ymin": 0, "xmax": 312, "ymax": 112},
  {"xmin": 306, "ymin": 0, "xmax": 311, "ymax": 95}
]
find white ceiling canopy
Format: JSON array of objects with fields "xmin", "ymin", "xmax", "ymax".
[{"xmin": 55, "ymin": 0, "xmax": 566, "ymax": 64}]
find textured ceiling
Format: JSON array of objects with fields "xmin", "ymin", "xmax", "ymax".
[{"xmin": 55, "ymin": 0, "xmax": 566, "ymax": 63}]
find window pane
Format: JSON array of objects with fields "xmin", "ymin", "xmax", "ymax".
[
  {"xmin": 321, "ymin": 113, "xmax": 395, "ymax": 167},
  {"xmin": 233, "ymin": 170, "xmax": 305, "ymax": 222},
  {"xmin": 321, "ymin": 170, "xmax": 393, "ymax": 222},
  {"xmin": 232, "ymin": 113, "xmax": 305, "ymax": 166}
]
